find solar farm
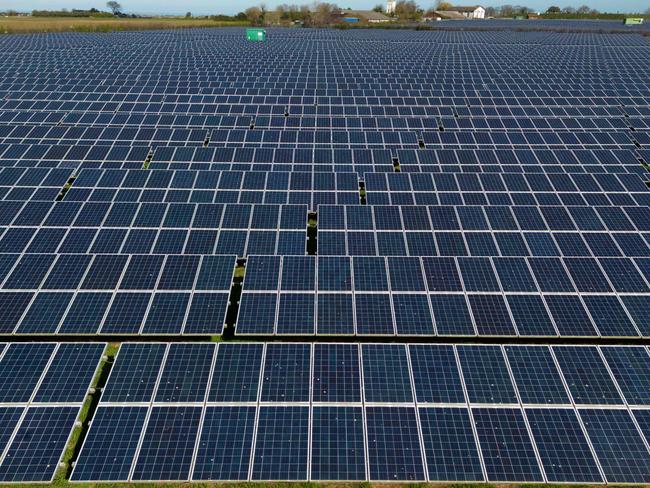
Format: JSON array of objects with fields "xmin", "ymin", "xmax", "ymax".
[{"xmin": 0, "ymin": 25, "xmax": 649, "ymax": 484}]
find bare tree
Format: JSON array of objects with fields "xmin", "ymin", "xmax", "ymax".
[
  {"xmin": 562, "ymin": 5, "xmax": 576, "ymax": 13},
  {"xmin": 484, "ymin": 5, "xmax": 496, "ymax": 15},
  {"xmin": 499, "ymin": 4, "xmax": 515, "ymax": 16},
  {"xmin": 245, "ymin": 6, "xmax": 263, "ymax": 24},
  {"xmin": 435, "ymin": 0, "xmax": 452, "ymax": 9},
  {"xmin": 395, "ymin": 0, "xmax": 420, "ymax": 19},
  {"xmin": 576, "ymin": 5, "xmax": 591, "ymax": 13},
  {"xmin": 310, "ymin": 2, "xmax": 338, "ymax": 26},
  {"xmin": 106, "ymin": 1, "xmax": 122, "ymax": 14}
]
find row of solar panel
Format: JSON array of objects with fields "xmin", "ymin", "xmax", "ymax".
[
  {"xmin": 0, "ymin": 144, "xmax": 644, "ymax": 171},
  {"xmin": 0, "ymin": 202, "xmax": 309, "ymax": 228},
  {"xmin": 0, "ymin": 227, "xmax": 307, "ymax": 255},
  {"xmin": 319, "ymin": 204, "xmax": 650, "ymax": 231},
  {"xmin": 64, "ymin": 167, "xmax": 646, "ymax": 193},
  {"xmin": 1, "ymin": 116, "xmax": 646, "ymax": 133},
  {"xmin": 3, "ymin": 200, "xmax": 649, "ymax": 232},
  {"xmin": 5, "ymin": 91, "xmax": 649, "ymax": 106},
  {"xmin": 3, "ymin": 226, "xmax": 650, "ymax": 260},
  {"xmin": 4, "ymin": 96, "xmax": 650, "ymax": 111},
  {"xmin": 67, "ymin": 342, "xmax": 650, "ymax": 482},
  {"xmin": 1, "ymin": 131, "xmax": 641, "ymax": 151},
  {"xmin": 238, "ymin": 288, "xmax": 648, "ymax": 336},
  {"xmin": 56, "ymin": 186, "xmax": 650, "ymax": 208},
  {"xmin": 0, "ymin": 342, "xmax": 105, "ymax": 403},
  {"xmin": 0, "ymin": 290, "xmax": 228, "ymax": 335},
  {"xmin": 71, "ymin": 403, "xmax": 650, "ymax": 483},
  {"xmin": 241, "ymin": 255, "xmax": 650, "ymax": 293},
  {"xmin": 0, "ymin": 254, "xmax": 235, "ymax": 291},
  {"xmin": 317, "ymin": 230, "xmax": 650, "ymax": 257},
  {"xmin": 3, "ymin": 214, "xmax": 650, "ymax": 257},
  {"xmin": 2, "ymin": 113, "xmax": 647, "ymax": 136},
  {"xmin": 96, "ymin": 343, "xmax": 650, "ymax": 406},
  {"xmin": 5, "ymin": 93, "xmax": 649, "ymax": 106}
]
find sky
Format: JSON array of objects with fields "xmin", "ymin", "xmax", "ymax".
[{"xmin": 4, "ymin": 0, "xmax": 648, "ymax": 16}]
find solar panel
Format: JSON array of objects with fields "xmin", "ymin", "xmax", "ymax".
[
  {"xmin": 193, "ymin": 406, "xmax": 256, "ymax": 480},
  {"xmin": 579, "ymin": 409, "xmax": 650, "ymax": 483},
  {"xmin": 251, "ymin": 406, "xmax": 309, "ymax": 480},
  {"xmin": 526, "ymin": 408, "xmax": 602, "ymax": 483},
  {"xmin": 131, "ymin": 406, "xmax": 202, "ymax": 481},
  {"xmin": 0, "ymin": 406, "xmax": 80, "ymax": 482},
  {"xmin": 365, "ymin": 406, "xmax": 425, "ymax": 481},
  {"xmin": 3, "ymin": 22, "xmax": 650, "ymax": 483},
  {"xmin": 311, "ymin": 406, "xmax": 366, "ymax": 480},
  {"xmin": 419, "ymin": 407, "xmax": 483, "ymax": 481},
  {"xmin": 472, "ymin": 408, "xmax": 544, "ymax": 482},
  {"xmin": 71, "ymin": 406, "xmax": 148, "ymax": 481}
]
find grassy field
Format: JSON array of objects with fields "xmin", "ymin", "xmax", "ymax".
[{"xmin": 0, "ymin": 16, "xmax": 248, "ymax": 34}]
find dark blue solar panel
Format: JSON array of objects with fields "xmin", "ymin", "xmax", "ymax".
[
  {"xmin": 580, "ymin": 409, "xmax": 650, "ymax": 483},
  {"xmin": 362, "ymin": 344, "xmax": 413, "ymax": 403},
  {"xmin": 251, "ymin": 406, "xmax": 309, "ymax": 481},
  {"xmin": 600, "ymin": 346, "xmax": 650, "ymax": 405},
  {"xmin": 419, "ymin": 407, "xmax": 483, "ymax": 481},
  {"xmin": 409, "ymin": 345, "xmax": 465, "ymax": 403},
  {"xmin": 154, "ymin": 343, "xmax": 214, "ymax": 403},
  {"xmin": 209, "ymin": 343, "xmax": 262, "ymax": 403},
  {"xmin": 261, "ymin": 343, "xmax": 311, "ymax": 402},
  {"xmin": 72, "ymin": 406, "xmax": 147, "ymax": 481},
  {"xmin": 312, "ymin": 344, "xmax": 361, "ymax": 403},
  {"xmin": 0, "ymin": 406, "xmax": 79, "ymax": 482},
  {"xmin": 131, "ymin": 406, "xmax": 201, "ymax": 481},
  {"xmin": 34, "ymin": 343, "xmax": 104, "ymax": 403},
  {"xmin": 457, "ymin": 346, "xmax": 517, "ymax": 404},
  {"xmin": 553, "ymin": 346, "xmax": 623, "ymax": 405},
  {"xmin": 365, "ymin": 407, "xmax": 425, "ymax": 481},
  {"xmin": 505, "ymin": 346, "xmax": 569, "ymax": 404},
  {"xmin": 311, "ymin": 406, "xmax": 366, "ymax": 481},
  {"xmin": 193, "ymin": 406, "xmax": 256, "ymax": 481},
  {"xmin": 0, "ymin": 343, "xmax": 55, "ymax": 403},
  {"xmin": 101, "ymin": 343, "xmax": 166, "ymax": 403},
  {"xmin": 527, "ymin": 408, "xmax": 602, "ymax": 483},
  {"xmin": 472, "ymin": 408, "xmax": 543, "ymax": 482}
]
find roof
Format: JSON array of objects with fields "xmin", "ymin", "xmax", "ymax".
[
  {"xmin": 432, "ymin": 10, "xmax": 466, "ymax": 19},
  {"xmin": 339, "ymin": 9, "xmax": 392, "ymax": 21},
  {"xmin": 449, "ymin": 5, "xmax": 483, "ymax": 11}
]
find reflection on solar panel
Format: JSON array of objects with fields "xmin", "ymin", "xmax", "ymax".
[{"xmin": 2, "ymin": 23, "xmax": 650, "ymax": 482}]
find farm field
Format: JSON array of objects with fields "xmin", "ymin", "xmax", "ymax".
[
  {"xmin": 0, "ymin": 26, "xmax": 649, "ymax": 485},
  {"xmin": 0, "ymin": 16, "xmax": 247, "ymax": 34}
]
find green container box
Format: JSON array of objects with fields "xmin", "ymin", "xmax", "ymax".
[
  {"xmin": 246, "ymin": 28, "xmax": 266, "ymax": 41},
  {"xmin": 623, "ymin": 18, "xmax": 643, "ymax": 25}
]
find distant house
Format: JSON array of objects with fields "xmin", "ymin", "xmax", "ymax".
[
  {"xmin": 448, "ymin": 5, "xmax": 485, "ymax": 18},
  {"xmin": 337, "ymin": 10, "xmax": 393, "ymax": 23}
]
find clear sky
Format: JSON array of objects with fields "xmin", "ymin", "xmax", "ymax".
[{"xmin": 5, "ymin": 0, "xmax": 648, "ymax": 16}]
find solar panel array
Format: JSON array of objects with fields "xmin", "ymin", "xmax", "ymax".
[
  {"xmin": 0, "ymin": 342, "xmax": 105, "ymax": 482},
  {"xmin": 71, "ymin": 342, "xmax": 650, "ymax": 482},
  {"xmin": 1, "ymin": 23, "xmax": 650, "ymax": 482},
  {"xmin": 0, "ymin": 27, "xmax": 649, "ymax": 338},
  {"xmin": 237, "ymin": 254, "xmax": 649, "ymax": 336}
]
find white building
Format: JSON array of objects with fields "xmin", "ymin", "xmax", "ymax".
[
  {"xmin": 450, "ymin": 5, "xmax": 485, "ymax": 18},
  {"xmin": 386, "ymin": 0, "xmax": 396, "ymax": 14}
]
